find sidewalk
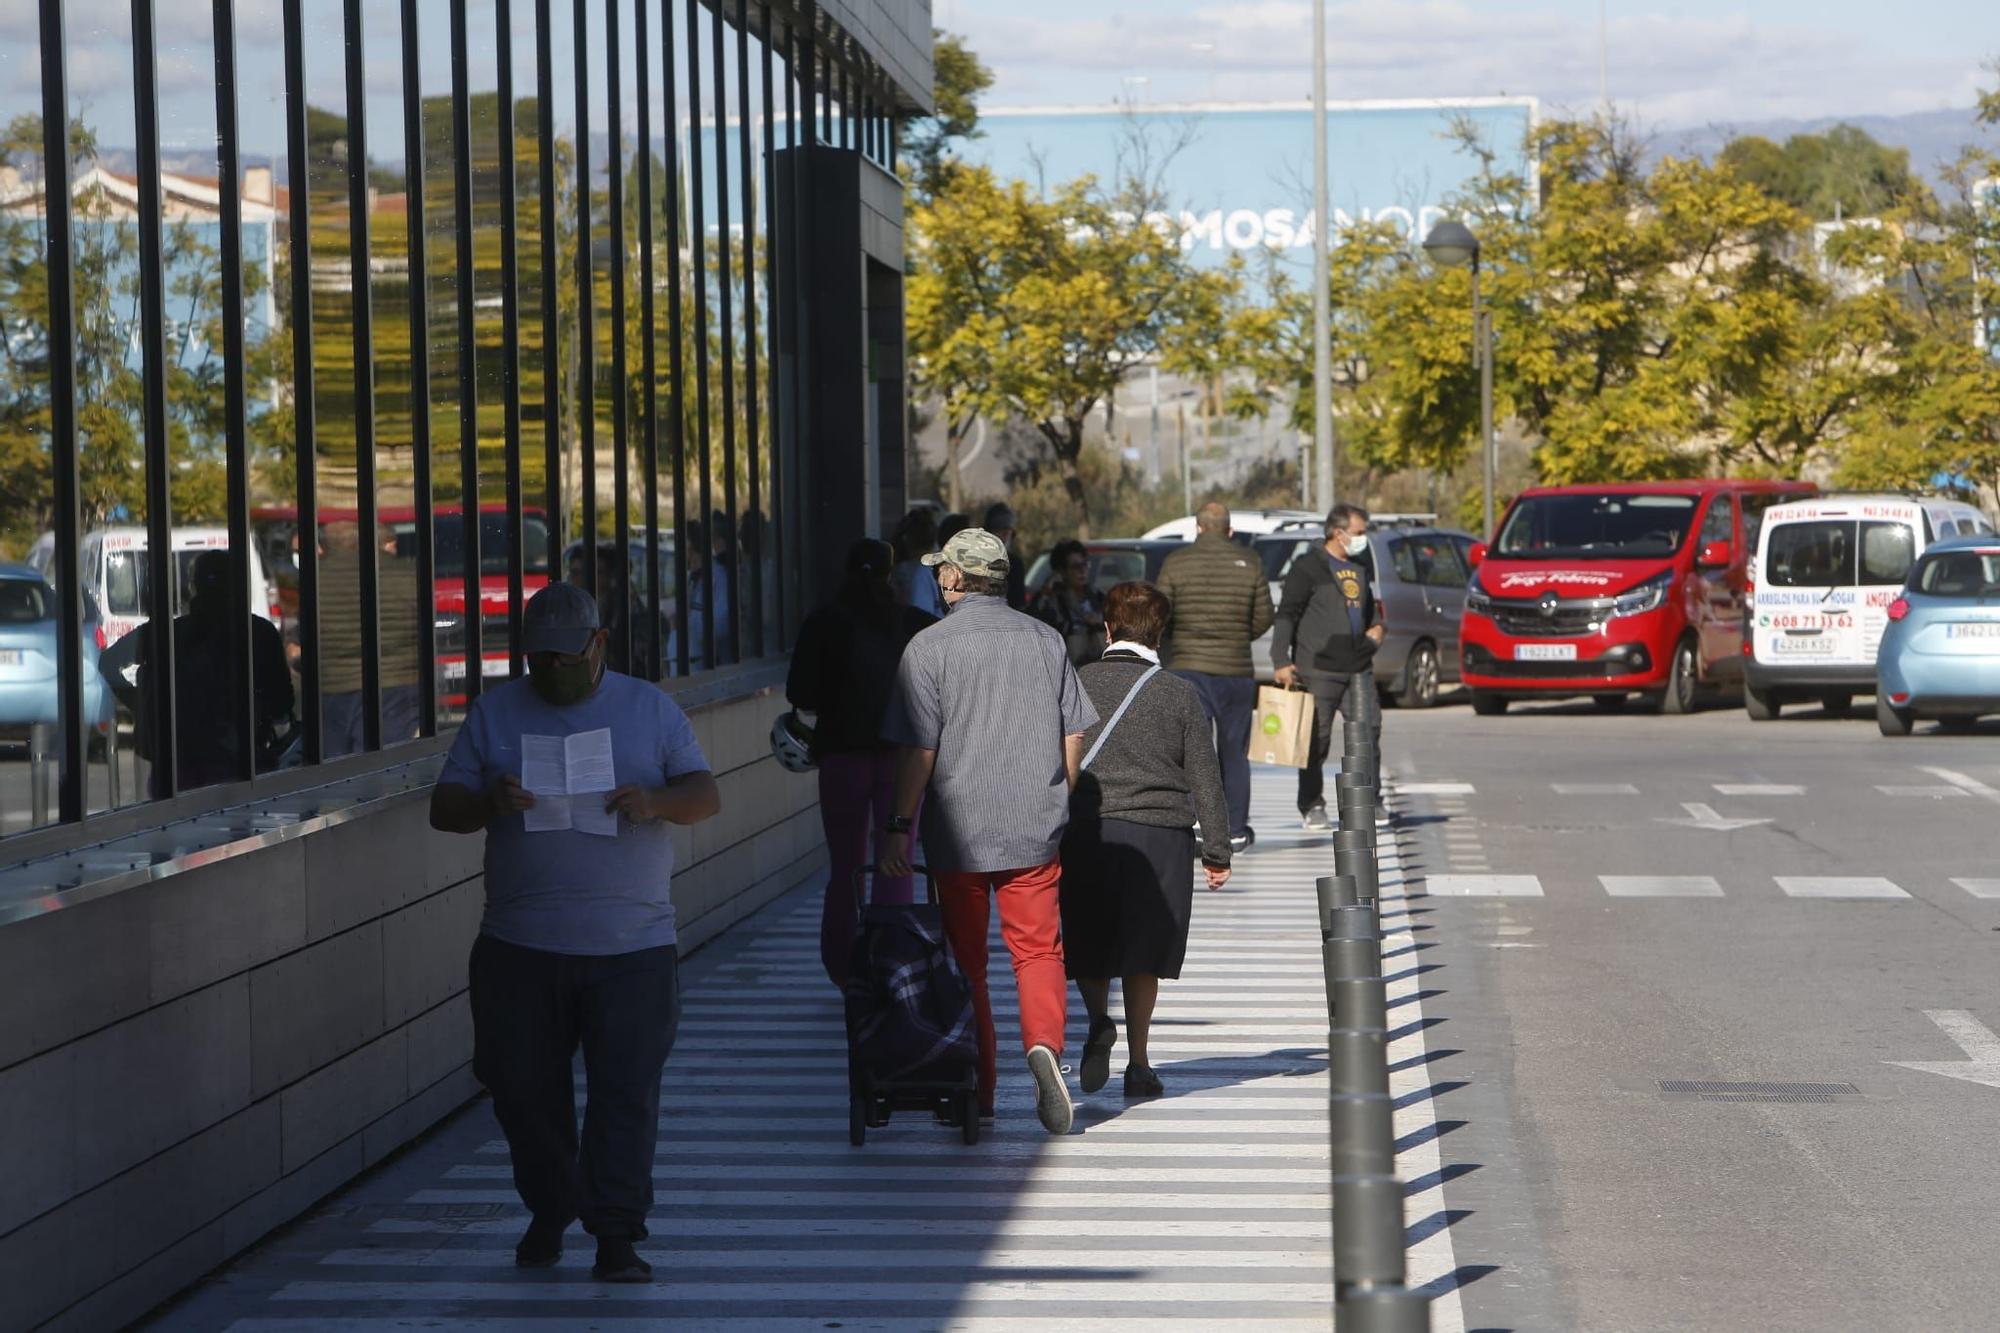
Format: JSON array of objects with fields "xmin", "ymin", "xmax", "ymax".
[{"xmin": 146, "ymin": 768, "xmax": 1457, "ymax": 1330}]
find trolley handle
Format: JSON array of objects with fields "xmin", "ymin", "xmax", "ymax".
[{"xmin": 853, "ymin": 863, "xmax": 940, "ymax": 914}]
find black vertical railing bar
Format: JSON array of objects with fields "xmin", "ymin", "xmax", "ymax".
[
  {"xmin": 535, "ymin": 0, "xmax": 560, "ymax": 581},
  {"xmin": 607, "ymin": 0, "xmax": 632, "ymax": 673},
  {"xmin": 635, "ymin": 0, "xmax": 661, "ymax": 681},
  {"xmin": 216, "ymin": 0, "xmax": 259, "ymax": 778},
  {"xmin": 661, "ymin": 0, "xmax": 689, "ymax": 677},
  {"xmin": 131, "ymin": 0, "xmax": 177, "ymax": 797},
  {"xmin": 573, "ymin": 0, "xmax": 597, "ymax": 601},
  {"xmin": 340, "ymin": 0, "xmax": 384, "ymax": 752},
  {"xmin": 497, "ymin": 0, "xmax": 526, "ymax": 676},
  {"xmin": 450, "ymin": 0, "xmax": 484, "ymax": 701},
  {"xmin": 759, "ymin": 3, "xmax": 784, "ymax": 650},
  {"xmin": 282, "ymin": 0, "xmax": 322, "ymax": 762},
  {"xmin": 38, "ymin": 0, "xmax": 84, "ymax": 822},
  {"xmin": 735, "ymin": 0, "xmax": 761, "ymax": 657},
  {"xmin": 709, "ymin": 1, "xmax": 737, "ymax": 667},
  {"xmin": 685, "ymin": 0, "xmax": 714, "ymax": 671},
  {"xmin": 861, "ymin": 89, "xmax": 871, "ymax": 159},
  {"xmin": 399, "ymin": 0, "xmax": 437, "ymax": 739},
  {"xmin": 791, "ymin": 2, "xmax": 812, "ymax": 650}
]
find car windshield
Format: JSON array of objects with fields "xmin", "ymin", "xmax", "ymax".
[
  {"xmin": 1494, "ymin": 494, "xmax": 1699, "ymax": 558},
  {"xmin": 1260, "ymin": 539, "xmax": 1311, "ymax": 583},
  {"xmin": 1765, "ymin": 520, "xmax": 1913, "ymax": 587},
  {"xmin": 103, "ymin": 547, "xmax": 218, "ymax": 617},
  {"xmin": 423, "ymin": 513, "xmax": 554, "ymax": 580},
  {"xmin": 1914, "ymin": 550, "xmax": 2000, "ymax": 598},
  {"xmin": 1090, "ymin": 550, "xmax": 1148, "ymax": 591}
]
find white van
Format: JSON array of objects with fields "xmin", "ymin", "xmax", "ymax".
[
  {"xmin": 1745, "ymin": 495, "xmax": 1995, "ymax": 719},
  {"xmin": 32, "ymin": 527, "xmax": 282, "ymax": 653}
]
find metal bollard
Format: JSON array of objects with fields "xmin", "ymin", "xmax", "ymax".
[
  {"xmin": 1329, "ymin": 1090, "xmax": 1397, "ymax": 1177},
  {"xmin": 1330, "ymin": 974, "xmax": 1389, "ymax": 1032},
  {"xmin": 1338, "ymin": 789, "xmax": 1380, "ymax": 827},
  {"xmin": 1335, "ymin": 845, "xmax": 1380, "ymax": 903},
  {"xmin": 1328, "ymin": 1024, "xmax": 1390, "ymax": 1093},
  {"xmin": 30, "ymin": 722, "xmax": 51, "ymax": 826},
  {"xmin": 1335, "ymin": 825, "xmax": 1377, "ymax": 855},
  {"xmin": 1333, "ymin": 1172, "xmax": 1408, "ymax": 1293},
  {"xmin": 1328, "ymin": 904, "xmax": 1377, "ymax": 941},
  {"xmin": 1335, "ymin": 1284, "xmax": 1431, "ymax": 1332},
  {"xmin": 1316, "ymin": 873, "xmax": 1360, "ymax": 921},
  {"xmin": 1324, "ymin": 933, "xmax": 1380, "ymax": 982}
]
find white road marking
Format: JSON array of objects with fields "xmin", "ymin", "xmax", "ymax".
[
  {"xmin": 1874, "ymin": 784, "xmax": 1968, "ymax": 798},
  {"xmin": 1553, "ymin": 782, "xmax": 1639, "ymax": 795},
  {"xmin": 1953, "ymin": 879, "xmax": 2000, "ymax": 899},
  {"xmin": 1713, "ymin": 783, "xmax": 1804, "ymax": 796},
  {"xmin": 1600, "ymin": 875, "xmax": 1725, "ymax": 898},
  {"xmin": 267, "ymin": 1281, "xmax": 1337, "ymax": 1304},
  {"xmin": 1775, "ymin": 876, "xmax": 1909, "ymax": 900},
  {"xmin": 1398, "ymin": 782, "xmax": 1476, "ymax": 795},
  {"xmin": 1660, "ymin": 802, "xmax": 1773, "ymax": 832},
  {"xmin": 1888, "ymin": 1010, "xmax": 2000, "ymax": 1090},
  {"xmin": 1922, "ymin": 767, "xmax": 2000, "ymax": 804},
  {"xmin": 1425, "ymin": 874, "xmax": 1544, "ymax": 897}
]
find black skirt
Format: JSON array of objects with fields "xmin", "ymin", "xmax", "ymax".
[{"xmin": 1059, "ymin": 816, "xmax": 1196, "ymax": 980}]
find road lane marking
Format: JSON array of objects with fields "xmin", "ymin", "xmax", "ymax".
[
  {"xmin": 1874, "ymin": 784, "xmax": 1968, "ymax": 798},
  {"xmin": 1600, "ymin": 875, "xmax": 1725, "ymax": 898},
  {"xmin": 1953, "ymin": 879, "xmax": 2000, "ymax": 898},
  {"xmin": 1425, "ymin": 874, "xmax": 1544, "ymax": 897},
  {"xmin": 1713, "ymin": 783, "xmax": 1804, "ymax": 796},
  {"xmin": 1775, "ymin": 876, "xmax": 1909, "ymax": 900},
  {"xmin": 1888, "ymin": 1010, "xmax": 2000, "ymax": 1090},
  {"xmin": 1922, "ymin": 767, "xmax": 2000, "ymax": 804},
  {"xmin": 1660, "ymin": 802, "xmax": 1773, "ymax": 832},
  {"xmin": 1553, "ymin": 782, "xmax": 1639, "ymax": 795},
  {"xmin": 1397, "ymin": 782, "xmax": 1476, "ymax": 795}
]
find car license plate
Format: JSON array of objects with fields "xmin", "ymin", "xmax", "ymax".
[
  {"xmin": 1946, "ymin": 622, "xmax": 2000, "ymax": 640},
  {"xmin": 1772, "ymin": 632, "xmax": 1828, "ymax": 654},
  {"xmin": 1515, "ymin": 643, "xmax": 1577, "ymax": 662},
  {"xmin": 0, "ymin": 649, "xmax": 20, "ymax": 666}
]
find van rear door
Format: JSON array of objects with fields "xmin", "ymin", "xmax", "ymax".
[{"xmin": 1755, "ymin": 511, "xmax": 1915, "ymax": 668}]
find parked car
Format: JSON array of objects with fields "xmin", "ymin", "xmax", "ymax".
[
  {"xmin": 1875, "ymin": 536, "xmax": 2000, "ymax": 735},
  {"xmin": 0, "ymin": 566, "xmax": 116, "ymax": 746},
  {"xmin": 1745, "ymin": 494, "xmax": 1993, "ymax": 720},
  {"xmin": 1142, "ymin": 509, "xmax": 1321, "ymax": 542},
  {"xmin": 1459, "ymin": 479, "xmax": 1816, "ymax": 715},
  {"xmin": 32, "ymin": 526, "xmax": 283, "ymax": 662},
  {"xmin": 1022, "ymin": 539, "xmax": 1187, "ymax": 608},
  {"xmin": 1250, "ymin": 526, "xmax": 1478, "ymax": 705}
]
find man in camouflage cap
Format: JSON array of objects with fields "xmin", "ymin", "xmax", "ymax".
[{"xmin": 879, "ymin": 528, "xmax": 1098, "ymax": 1134}]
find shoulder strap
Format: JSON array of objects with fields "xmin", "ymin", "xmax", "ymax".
[{"xmin": 1082, "ymin": 664, "xmax": 1160, "ymax": 770}]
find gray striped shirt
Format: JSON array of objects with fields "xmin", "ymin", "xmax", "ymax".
[{"xmin": 882, "ymin": 594, "xmax": 1098, "ymax": 874}]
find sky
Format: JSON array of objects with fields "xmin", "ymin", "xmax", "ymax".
[{"xmin": 931, "ymin": 0, "xmax": 1999, "ymax": 128}]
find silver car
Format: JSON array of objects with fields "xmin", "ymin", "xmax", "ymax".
[
  {"xmin": 1875, "ymin": 535, "xmax": 2000, "ymax": 735},
  {"xmin": 1251, "ymin": 527, "xmax": 1478, "ymax": 707}
]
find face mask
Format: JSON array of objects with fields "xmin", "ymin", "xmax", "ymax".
[
  {"xmin": 530, "ymin": 654, "xmax": 598, "ymax": 707},
  {"xmin": 1345, "ymin": 534, "xmax": 1369, "ymax": 557}
]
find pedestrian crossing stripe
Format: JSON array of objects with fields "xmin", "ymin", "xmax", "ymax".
[{"xmin": 1418, "ymin": 874, "xmax": 1981, "ymax": 899}]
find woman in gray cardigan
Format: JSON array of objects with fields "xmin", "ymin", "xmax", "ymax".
[{"xmin": 1061, "ymin": 581, "xmax": 1232, "ymax": 1099}]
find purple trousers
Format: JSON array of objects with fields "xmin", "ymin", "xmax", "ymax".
[{"xmin": 818, "ymin": 749, "xmax": 918, "ymax": 987}]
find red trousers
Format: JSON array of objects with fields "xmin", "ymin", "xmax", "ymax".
[{"xmin": 938, "ymin": 859, "xmax": 1068, "ymax": 1111}]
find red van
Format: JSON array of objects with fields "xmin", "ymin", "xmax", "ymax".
[{"xmin": 1459, "ymin": 480, "xmax": 1815, "ymax": 714}]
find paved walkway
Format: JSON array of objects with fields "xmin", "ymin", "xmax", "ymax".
[{"xmin": 148, "ymin": 768, "xmax": 1461, "ymax": 1330}]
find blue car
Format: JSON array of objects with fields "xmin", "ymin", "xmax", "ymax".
[
  {"xmin": 0, "ymin": 564, "xmax": 117, "ymax": 745},
  {"xmin": 1876, "ymin": 535, "xmax": 2000, "ymax": 736}
]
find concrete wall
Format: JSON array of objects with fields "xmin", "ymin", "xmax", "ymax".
[
  {"xmin": 821, "ymin": 0, "xmax": 935, "ymax": 112},
  {"xmin": 0, "ymin": 676, "xmax": 824, "ymax": 1332}
]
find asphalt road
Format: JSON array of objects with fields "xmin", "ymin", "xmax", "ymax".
[
  {"xmin": 0, "ymin": 738, "xmax": 146, "ymax": 832},
  {"xmin": 1378, "ymin": 696, "xmax": 2000, "ymax": 1331}
]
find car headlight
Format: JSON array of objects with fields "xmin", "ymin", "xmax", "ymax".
[
  {"xmin": 1610, "ymin": 573, "xmax": 1672, "ymax": 618},
  {"xmin": 1465, "ymin": 573, "xmax": 1492, "ymax": 617}
]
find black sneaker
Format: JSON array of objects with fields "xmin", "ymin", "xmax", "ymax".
[
  {"xmin": 514, "ymin": 1215, "xmax": 566, "ymax": 1269},
  {"xmin": 1229, "ymin": 828, "xmax": 1255, "ymax": 854},
  {"xmin": 1026, "ymin": 1044, "xmax": 1074, "ymax": 1135},
  {"xmin": 1080, "ymin": 1017, "xmax": 1119, "ymax": 1094},
  {"xmin": 592, "ymin": 1238, "xmax": 653, "ymax": 1283},
  {"xmin": 1124, "ymin": 1064, "xmax": 1164, "ymax": 1099}
]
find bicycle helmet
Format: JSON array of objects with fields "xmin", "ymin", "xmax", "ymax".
[{"xmin": 770, "ymin": 710, "xmax": 817, "ymax": 773}]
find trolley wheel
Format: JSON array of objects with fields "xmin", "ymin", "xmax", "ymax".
[
  {"xmin": 961, "ymin": 1092, "xmax": 980, "ymax": 1146},
  {"xmin": 849, "ymin": 1096, "xmax": 866, "ymax": 1147}
]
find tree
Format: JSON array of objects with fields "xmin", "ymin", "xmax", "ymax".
[
  {"xmin": 1718, "ymin": 124, "xmax": 1925, "ymax": 221},
  {"xmin": 899, "ymin": 32, "xmax": 994, "ymax": 206}
]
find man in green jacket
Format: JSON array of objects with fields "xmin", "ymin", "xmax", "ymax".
[{"xmin": 1156, "ymin": 502, "xmax": 1274, "ymax": 852}]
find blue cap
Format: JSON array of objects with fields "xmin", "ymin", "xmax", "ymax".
[{"xmin": 523, "ymin": 580, "xmax": 601, "ymax": 655}]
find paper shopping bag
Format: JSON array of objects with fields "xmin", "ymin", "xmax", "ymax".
[{"xmin": 1249, "ymin": 685, "xmax": 1315, "ymax": 768}]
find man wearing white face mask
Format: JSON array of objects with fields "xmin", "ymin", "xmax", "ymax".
[{"xmin": 1272, "ymin": 504, "xmax": 1385, "ymax": 830}]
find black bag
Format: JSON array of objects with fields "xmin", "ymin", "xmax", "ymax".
[{"xmin": 843, "ymin": 871, "xmax": 978, "ymax": 1086}]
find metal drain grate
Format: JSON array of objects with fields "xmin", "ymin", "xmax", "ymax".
[{"xmin": 1660, "ymin": 1079, "xmax": 1860, "ymax": 1101}]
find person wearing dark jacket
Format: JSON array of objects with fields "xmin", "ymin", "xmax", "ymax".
[
  {"xmin": 984, "ymin": 502, "xmax": 1029, "ymax": 610},
  {"xmin": 1035, "ymin": 539, "xmax": 1107, "ymax": 667},
  {"xmin": 1156, "ymin": 501, "xmax": 1273, "ymax": 853},
  {"xmin": 1062, "ymin": 581, "xmax": 1231, "ymax": 1101},
  {"xmin": 787, "ymin": 539, "xmax": 937, "ymax": 987},
  {"xmin": 1272, "ymin": 504, "xmax": 1384, "ymax": 830}
]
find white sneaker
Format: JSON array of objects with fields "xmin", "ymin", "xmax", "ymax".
[{"xmin": 1026, "ymin": 1045, "xmax": 1073, "ymax": 1135}]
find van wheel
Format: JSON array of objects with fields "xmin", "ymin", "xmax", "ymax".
[
  {"xmin": 1744, "ymin": 684, "xmax": 1780, "ymax": 722},
  {"xmin": 1659, "ymin": 639, "xmax": 1700, "ymax": 715},
  {"xmin": 1470, "ymin": 690, "xmax": 1508, "ymax": 717},
  {"xmin": 1822, "ymin": 694, "xmax": 1853, "ymax": 718},
  {"xmin": 1876, "ymin": 695, "xmax": 1915, "ymax": 737},
  {"xmin": 1398, "ymin": 642, "xmax": 1441, "ymax": 709}
]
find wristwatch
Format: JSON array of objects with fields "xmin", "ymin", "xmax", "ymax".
[{"xmin": 886, "ymin": 814, "xmax": 914, "ymax": 835}]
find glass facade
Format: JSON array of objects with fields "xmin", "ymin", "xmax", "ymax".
[{"xmin": 0, "ymin": 0, "xmax": 904, "ymax": 841}]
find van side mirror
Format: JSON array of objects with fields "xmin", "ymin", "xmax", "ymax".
[
  {"xmin": 1467, "ymin": 542, "xmax": 1487, "ymax": 568},
  {"xmin": 1697, "ymin": 540, "xmax": 1733, "ymax": 570}
]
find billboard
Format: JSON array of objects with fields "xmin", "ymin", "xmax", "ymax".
[{"xmin": 963, "ymin": 98, "xmax": 1539, "ymax": 267}]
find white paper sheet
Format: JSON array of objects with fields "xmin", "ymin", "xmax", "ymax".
[{"xmin": 519, "ymin": 728, "xmax": 620, "ymax": 837}]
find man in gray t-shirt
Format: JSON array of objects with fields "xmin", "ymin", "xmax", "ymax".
[{"xmin": 880, "ymin": 529, "xmax": 1098, "ymax": 1136}]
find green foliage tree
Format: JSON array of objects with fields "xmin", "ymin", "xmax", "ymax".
[
  {"xmin": 899, "ymin": 31, "xmax": 994, "ymax": 206},
  {"xmin": 1718, "ymin": 124, "xmax": 1925, "ymax": 221}
]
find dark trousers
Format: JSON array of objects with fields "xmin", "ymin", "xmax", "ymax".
[
  {"xmin": 1298, "ymin": 667, "xmax": 1374, "ymax": 813},
  {"xmin": 469, "ymin": 935, "xmax": 681, "ymax": 1241},
  {"xmin": 1178, "ymin": 671, "xmax": 1258, "ymax": 837}
]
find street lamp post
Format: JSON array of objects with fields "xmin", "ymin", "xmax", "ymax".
[
  {"xmin": 1422, "ymin": 219, "xmax": 1495, "ymax": 540},
  {"xmin": 1311, "ymin": 0, "xmax": 1333, "ymax": 512}
]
